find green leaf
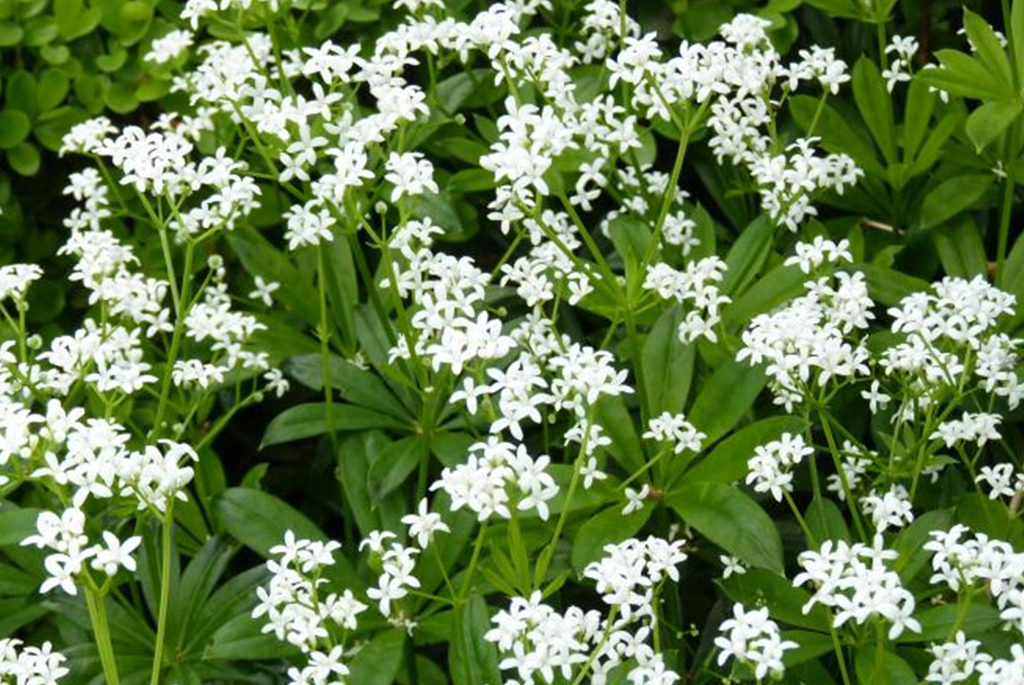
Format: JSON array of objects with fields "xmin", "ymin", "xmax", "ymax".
[
  {"xmin": 0, "ymin": 110, "xmax": 31, "ymax": 149},
  {"xmin": 449, "ymin": 596, "xmax": 501, "ymax": 685},
  {"xmin": 903, "ymin": 76, "xmax": 935, "ymax": 163},
  {"xmin": 683, "ymin": 416, "xmax": 808, "ymax": 485},
  {"xmin": 963, "ymin": 9, "xmax": 1014, "ymax": 92},
  {"xmin": 805, "ymin": 496, "xmax": 851, "ymax": 544},
  {"xmin": 909, "ymin": 113, "xmax": 960, "ymax": 178},
  {"xmin": 369, "ymin": 434, "xmax": 430, "ymax": 499},
  {"xmin": 720, "ymin": 568, "xmax": 830, "ymax": 631},
  {"xmin": 0, "ymin": 21, "xmax": 23, "ymax": 46},
  {"xmin": 104, "ymin": 81, "xmax": 138, "ymax": 114},
  {"xmin": 6, "ymin": 71, "xmax": 37, "ymax": 117},
  {"xmin": 37, "ymin": 69, "xmax": 70, "ymax": 112},
  {"xmin": 966, "ymin": 101, "xmax": 1020, "ymax": 154},
  {"xmin": 932, "ymin": 216, "xmax": 988, "ymax": 279},
  {"xmin": 436, "ymin": 69, "xmax": 503, "ymax": 113},
  {"xmin": 781, "ymin": 630, "xmax": 834, "ymax": 668},
  {"xmin": 348, "ymin": 630, "xmax": 405, "ymax": 685},
  {"xmin": 899, "ymin": 603, "xmax": 1001, "ymax": 643},
  {"xmin": 641, "ymin": 306, "xmax": 695, "ymax": 416},
  {"xmin": 571, "ymin": 505, "xmax": 654, "ymax": 573},
  {"xmin": 213, "ymin": 488, "xmax": 325, "ymax": 558},
  {"xmin": 261, "ymin": 402, "xmax": 409, "ymax": 447},
  {"xmin": 802, "ymin": 0, "xmax": 861, "ymax": 19},
  {"xmin": 687, "ymin": 360, "xmax": 767, "ymax": 444},
  {"xmin": 205, "ymin": 613, "xmax": 297, "ymax": 661},
  {"xmin": 920, "ymin": 49, "xmax": 1008, "ymax": 102},
  {"xmin": 1000, "ymin": 229, "xmax": 1024, "ymax": 298},
  {"xmin": 919, "ymin": 174, "xmax": 994, "ymax": 228},
  {"xmin": 893, "ymin": 508, "xmax": 955, "ymax": 581},
  {"xmin": 227, "ymin": 229, "xmax": 320, "ymax": 327},
  {"xmin": 7, "ymin": 142, "xmax": 39, "ymax": 176},
  {"xmin": 608, "ymin": 214, "xmax": 652, "ymax": 296},
  {"xmin": 721, "ymin": 215, "xmax": 773, "ymax": 296},
  {"xmin": 668, "ymin": 482, "xmax": 783, "ymax": 572},
  {"xmin": 852, "ymin": 58, "xmax": 896, "ymax": 163},
  {"xmin": 724, "ymin": 264, "xmax": 806, "ymax": 327},
  {"xmin": 855, "ymin": 264, "xmax": 931, "ymax": 307},
  {"xmin": 284, "ymin": 354, "xmax": 410, "ymax": 418},
  {"xmin": 854, "ymin": 647, "xmax": 917, "ymax": 685},
  {"xmin": 0, "ymin": 506, "xmax": 41, "ymax": 547},
  {"xmin": 594, "ymin": 394, "xmax": 645, "ymax": 474},
  {"xmin": 1014, "ymin": 0, "xmax": 1024, "ymax": 81}
]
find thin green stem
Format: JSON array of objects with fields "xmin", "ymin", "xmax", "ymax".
[
  {"xmin": 996, "ymin": 175, "xmax": 1014, "ymax": 284},
  {"xmin": 150, "ymin": 507, "xmax": 175, "ymax": 685},
  {"xmin": 151, "ymin": 242, "xmax": 195, "ymax": 439},
  {"xmin": 828, "ymin": 620, "xmax": 853, "ymax": 685},
  {"xmin": 458, "ymin": 520, "xmax": 489, "ymax": 600},
  {"xmin": 317, "ymin": 244, "xmax": 338, "ymax": 453},
  {"xmin": 818, "ymin": 410, "xmax": 868, "ymax": 540},
  {"xmin": 86, "ymin": 589, "xmax": 122, "ymax": 685}
]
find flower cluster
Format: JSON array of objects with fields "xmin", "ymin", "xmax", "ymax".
[
  {"xmin": 252, "ymin": 532, "xmax": 367, "ymax": 683},
  {"xmin": 794, "ymin": 536, "xmax": 920, "ymax": 639},
  {"xmin": 0, "ymin": 639, "xmax": 69, "ymax": 684},
  {"xmin": 714, "ymin": 603, "xmax": 797, "ymax": 680}
]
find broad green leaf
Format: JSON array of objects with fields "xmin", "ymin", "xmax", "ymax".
[
  {"xmin": 1014, "ymin": 0, "xmax": 1024, "ymax": 81},
  {"xmin": 449, "ymin": 596, "xmax": 501, "ymax": 685},
  {"xmin": 724, "ymin": 264, "xmax": 806, "ymax": 327},
  {"xmin": 781, "ymin": 631, "xmax": 834, "ymax": 668},
  {"xmin": 687, "ymin": 360, "xmax": 767, "ymax": 444},
  {"xmin": 920, "ymin": 49, "xmax": 1008, "ymax": 102},
  {"xmin": 284, "ymin": 354, "xmax": 410, "ymax": 419},
  {"xmin": 226, "ymin": 229, "xmax": 320, "ymax": 328},
  {"xmin": 261, "ymin": 402, "xmax": 409, "ymax": 447},
  {"xmin": 213, "ymin": 488, "xmax": 325, "ymax": 558},
  {"xmin": 854, "ymin": 647, "xmax": 917, "ymax": 685},
  {"xmin": 594, "ymin": 395, "xmax": 645, "ymax": 474},
  {"xmin": 963, "ymin": 10, "xmax": 1014, "ymax": 91},
  {"xmin": 0, "ymin": 110, "xmax": 30, "ymax": 149},
  {"xmin": 932, "ymin": 217, "xmax": 988, "ymax": 279},
  {"xmin": 205, "ymin": 613, "xmax": 296, "ymax": 661},
  {"xmin": 0, "ymin": 506, "xmax": 41, "ymax": 547},
  {"xmin": 805, "ymin": 496, "xmax": 850, "ymax": 544},
  {"xmin": 720, "ymin": 568, "xmax": 830, "ymax": 631},
  {"xmin": 898, "ymin": 603, "xmax": 1001, "ymax": 643},
  {"xmin": 909, "ymin": 114, "xmax": 960, "ymax": 181},
  {"xmin": 608, "ymin": 214, "xmax": 652, "ymax": 297},
  {"xmin": 641, "ymin": 306, "xmax": 695, "ymax": 416},
  {"xmin": 682, "ymin": 416, "xmax": 808, "ymax": 485},
  {"xmin": 966, "ymin": 101, "xmax": 1020, "ymax": 154},
  {"xmin": 0, "ymin": 21, "xmax": 23, "ymax": 46},
  {"xmin": 436, "ymin": 69, "xmax": 503, "ymax": 113},
  {"xmin": 957, "ymin": 492, "xmax": 1012, "ymax": 539},
  {"xmin": 348, "ymin": 630, "xmax": 405, "ymax": 685},
  {"xmin": 721, "ymin": 215, "xmax": 773, "ymax": 296},
  {"xmin": 920, "ymin": 174, "xmax": 993, "ymax": 229},
  {"xmin": 893, "ymin": 508, "xmax": 955, "ymax": 581},
  {"xmin": 165, "ymin": 537, "xmax": 235, "ymax": 652},
  {"xmin": 903, "ymin": 77, "xmax": 935, "ymax": 163},
  {"xmin": 36, "ymin": 69, "xmax": 69, "ymax": 113},
  {"xmin": 668, "ymin": 482, "xmax": 784, "ymax": 572},
  {"xmin": 1000, "ymin": 229, "xmax": 1024, "ymax": 299},
  {"xmin": 369, "ymin": 434, "xmax": 430, "ymax": 499},
  {"xmin": 7, "ymin": 142, "xmax": 39, "ymax": 176},
  {"xmin": 187, "ymin": 566, "xmax": 270, "ymax": 655},
  {"xmin": 855, "ymin": 264, "xmax": 931, "ymax": 307},
  {"xmin": 802, "ymin": 0, "xmax": 860, "ymax": 19},
  {"xmin": 571, "ymin": 504, "xmax": 654, "ymax": 573},
  {"xmin": 852, "ymin": 58, "xmax": 896, "ymax": 163}
]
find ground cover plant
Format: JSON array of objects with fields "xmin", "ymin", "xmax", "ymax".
[{"xmin": 0, "ymin": 0, "xmax": 1023, "ymax": 683}]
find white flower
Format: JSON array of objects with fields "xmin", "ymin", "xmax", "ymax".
[
  {"xmin": 248, "ymin": 276, "xmax": 280, "ymax": 307},
  {"xmin": 146, "ymin": 29, "xmax": 194, "ymax": 64},
  {"xmin": 401, "ymin": 499, "xmax": 450, "ymax": 549},
  {"xmin": 623, "ymin": 485, "xmax": 649, "ymax": 514},
  {"xmin": 714, "ymin": 603, "xmax": 797, "ymax": 681},
  {"xmin": 90, "ymin": 532, "xmax": 142, "ymax": 577}
]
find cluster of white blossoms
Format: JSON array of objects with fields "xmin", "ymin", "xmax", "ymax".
[
  {"xmin": 794, "ymin": 536, "xmax": 920, "ymax": 639},
  {"xmin": 0, "ymin": 639, "xmax": 69, "ymax": 684},
  {"xmin": 486, "ymin": 536, "xmax": 687, "ymax": 685},
  {"xmin": 737, "ymin": 248, "xmax": 873, "ymax": 410},
  {"xmin": 21, "ymin": 508, "xmax": 141, "ymax": 596},
  {"xmin": 642, "ymin": 412, "xmax": 706, "ymax": 455},
  {"xmin": 643, "ymin": 257, "xmax": 731, "ymax": 343},
  {"xmin": 252, "ymin": 532, "xmax": 366, "ymax": 684},
  {"xmin": 746, "ymin": 432, "xmax": 813, "ymax": 502},
  {"xmin": 924, "ymin": 524, "xmax": 1024, "ymax": 634},
  {"xmin": 860, "ymin": 484, "xmax": 914, "ymax": 532},
  {"xmin": 714, "ymin": 603, "xmax": 797, "ymax": 681},
  {"xmin": 882, "ymin": 276, "xmax": 1021, "ymax": 414}
]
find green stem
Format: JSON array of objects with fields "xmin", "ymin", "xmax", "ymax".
[
  {"xmin": 317, "ymin": 244, "xmax": 338, "ymax": 453},
  {"xmin": 150, "ymin": 507, "xmax": 175, "ymax": 685},
  {"xmin": 996, "ymin": 175, "xmax": 1014, "ymax": 284},
  {"xmin": 151, "ymin": 242, "xmax": 195, "ymax": 439},
  {"xmin": 818, "ymin": 410, "xmax": 868, "ymax": 540},
  {"xmin": 86, "ymin": 589, "xmax": 122, "ymax": 685},
  {"xmin": 458, "ymin": 520, "xmax": 489, "ymax": 600},
  {"xmin": 876, "ymin": 21, "xmax": 888, "ymax": 70},
  {"xmin": 828, "ymin": 619, "xmax": 853, "ymax": 685}
]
